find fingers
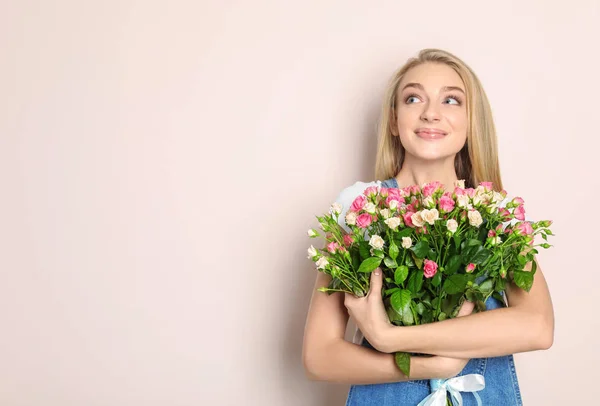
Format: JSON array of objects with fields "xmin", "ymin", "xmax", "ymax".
[
  {"xmin": 457, "ymin": 299, "xmax": 475, "ymax": 317},
  {"xmin": 368, "ymin": 268, "xmax": 382, "ymax": 298}
]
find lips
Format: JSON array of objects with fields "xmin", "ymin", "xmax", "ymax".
[{"xmin": 415, "ymin": 128, "xmax": 447, "ymax": 140}]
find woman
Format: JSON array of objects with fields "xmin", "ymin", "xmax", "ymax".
[{"xmin": 302, "ymin": 49, "xmax": 554, "ymax": 405}]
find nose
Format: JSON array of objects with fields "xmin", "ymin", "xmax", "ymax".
[{"xmin": 420, "ymin": 102, "xmax": 441, "ymax": 122}]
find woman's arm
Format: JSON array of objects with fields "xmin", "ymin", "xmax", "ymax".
[
  {"xmin": 376, "ymin": 256, "xmax": 554, "ymax": 358},
  {"xmin": 302, "ymin": 271, "xmax": 469, "ymax": 384}
]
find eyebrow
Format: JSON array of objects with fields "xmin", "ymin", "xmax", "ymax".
[{"xmin": 401, "ymin": 82, "xmax": 465, "ymax": 94}]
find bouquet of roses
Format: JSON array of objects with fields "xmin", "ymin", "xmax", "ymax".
[{"xmin": 307, "ymin": 180, "xmax": 553, "ymax": 377}]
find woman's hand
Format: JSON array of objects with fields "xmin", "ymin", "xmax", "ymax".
[{"xmin": 344, "ymin": 268, "xmax": 393, "ymax": 352}]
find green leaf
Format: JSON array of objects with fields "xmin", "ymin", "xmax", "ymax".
[
  {"xmin": 412, "ymin": 253, "xmax": 423, "ymax": 269},
  {"xmin": 443, "ymin": 274, "xmax": 468, "ymax": 295},
  {"xmin": 470, "ymin": 247, "xmax": 492, "ymax": 265},
  {"xmin": 389, "ymin": 241, "xmax": 399, "ymax": 260},
  {"xmin": 402, "ymin": 304, "xmax": 415, "ymax": 325},
  {"xmin": 479, "ymin": 278, "xmax": 494, "ymax": 294},
  {"xmin": 421, "ymin": 309, "xmax": 433, "ymax": 324},
  {"xmin": 359, "ymin": 241, "xmax": 371, "ymax": 260},
  {"xmin": 438, "ymin": 312, "xmax": 447, "ymax": 321},
  {"xmin": 492, "ymin": 291, "xmax": 505, "ymax": 304},
  {"xmin": 446, "ymin": 255, "xmax": 462, "ymax": 275},
  {"xmin": 386, "ymin": 305, "xmax": 402, "ymax": 323},
  {"xmin": 513, "ymin": 270, "xmax": 534, "ymax": 292},
  {"xmin": 358, "ymin": 257, "xmax": 382, "ymax": 273},
  {"xmin": 395, "ymin": 265, "xmax": 409, "ymax": 285},
  {"xmin": 407, "ymin": 271, "xmax": 424, "ymax": 294},
  {"xmin": 412, "ymin": 241, "xmax": 430, "ymax": 259},
  {"xmin": 397, "ymin": 228, "xmax": 413, "ymax": 238},
  {"xmin": 415, "ymin": 302, "xmax": 426, "ymax": 315},
  {"xmin": 431, "ymin": 271, "xmax": 442, "ymax": 287},
  {"xmin": 404, "ymin": 255, "xmax": 415, "ymax": 268},
  {"xmin": 391, "ymin": 289, "xmax": 412, "ymax": 314},
  {"xmin": 372, "ymin": 249, "xmax": 385, "ymax": 259},
  {"xmin": 453, "ymin": 234, "xmax": 461, "ymax": 251},
  {"xmin": 395, "ymin": 352, "xmax": 411, "ymax": 377},
  {"xmin": 384, "ymin": 256, "xmax": 398, "ymax": 269}
]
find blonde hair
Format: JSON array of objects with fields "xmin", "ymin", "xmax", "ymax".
[{"xmin": 374, "ymin": 48, "xmax": 503, "ymax": 191}]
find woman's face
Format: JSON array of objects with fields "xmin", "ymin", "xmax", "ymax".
[{"xmin": 392, "ymin": 62, "xmax": 468, "ymax": 161}]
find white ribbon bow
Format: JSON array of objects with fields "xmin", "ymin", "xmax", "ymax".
[{"xmin": 417, "ymin": 374, "xmax": 485, "ymax": 406}]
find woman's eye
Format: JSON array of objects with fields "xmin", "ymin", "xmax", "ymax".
[
  {"xmin": 444, "ymin": 96, "xmax": 461, "ymax": 105},
  {"xmin": 405, "ymin": 95, "xmax": 420, "ymax": 104}
]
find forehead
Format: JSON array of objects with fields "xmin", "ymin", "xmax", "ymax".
[{"xmin": 399, "ymin": 63, "xmax": 464, "ymax": 91}]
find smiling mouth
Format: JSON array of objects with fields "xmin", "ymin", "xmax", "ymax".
[{"xmin": 415, "ymin": 130, "xmax": 447, "ymax": 140}]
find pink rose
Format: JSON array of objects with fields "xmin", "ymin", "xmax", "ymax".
[
  {"xmin": 343, "ymin": 234, "xmax": 355, "ymax": 247},
  {"xmin": 466, "ymin": 263, "xmax": 476, "ymax": 273},
  {"xmin": 465, "ymin": 188, "xmax": 476, "ymax": 198},
  {"xmin": 439, "ymin": 195, "xmax": 455, "ymax": 213},
  {"xmin": 410, "ymin": 185, "xmax": 421, "ymax": 195},
  {"xmin": 356, "ymin": 213, "xmax": 373, "ymax": 228},
  {"xmin": 454, "ymin": 187, "xmax": 466, "ymax": 197},
  {"xmin": 422, "ymin": 181, "xmax": 442, "ymax": 197},
  {"xmin": 423, "ymin": 259, "xmax": 438, "ymax": 278},
  {"xmin": 387, "ymin": 189, "xmax": 402, "ymax": 203},
  {"xmin": 479, "ymin": 182, "xmax": 493, "ymax": 191},
  {"xmin": 488, "ymin": 229, "xmax": 497, "ymax": 238},
  {"xmin": 379, "ymin": 187, "xmax": 389, "ymax": 198},
  {"xmin": 495, "ymin": 224, "xmax": 504, "ymax": 233},
  {"xmin": 515, "ymin": 221, "xmax": 533, "ymax": 235},
  {"xmin": 363, "ymin": 186, "xmax": 379, "ymax": 197},
  {"xmin": 498, "ymin": 208, "xmax": 511, "ymax": 221},
  {"xmin": 350, "ymin": 195, "xmax": 367, "ymax": 212},
  {"xmin": 403, "ymin": 211, "xmax": 415, "ymax": 227},
  {"xmin": 514, "ymin": 205, "xmax": 526, "ymax": 221},
  {"xmin": 512, "ymin": 197, "xmax": 525, "ymax": 206},
  {"xmin": 327, "ymin": 241, "xmax": 340, "ymax": 253}
]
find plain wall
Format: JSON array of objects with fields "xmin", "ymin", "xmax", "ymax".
[{"xmin": 1, "ymin": 1, "xmax": 598, "ymax": 405}]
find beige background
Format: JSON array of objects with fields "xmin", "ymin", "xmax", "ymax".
[{"xmin": 1, "ymin": 1, "xmax": 598, "ymax": 405}]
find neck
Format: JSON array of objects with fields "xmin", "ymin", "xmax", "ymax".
[{"xmin": 395, "ymin": 155, "xmax": 459, "ymax": 192}]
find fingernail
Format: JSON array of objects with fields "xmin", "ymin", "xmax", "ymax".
[{"xmin": 374, "ymin": 268, "xmax": 381, "ymax": 275}]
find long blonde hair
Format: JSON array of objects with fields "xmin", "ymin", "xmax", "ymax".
[{"xmin": 374, "ymin": 48, "xmax": 503, "ymax": 191}]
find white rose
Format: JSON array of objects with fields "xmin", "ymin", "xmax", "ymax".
[
  {"xmin": 389, "ymin": 200, "xmax": 398, "ymax": 210},
  {"xmin": 401, "ymin": 237, "xmax": 412, "ymax": 249},
  {"xmin": 384, "ymin": 217, "xmax": 401, "ymax": 230},
  {"xmin": 490, "ymin": 236, "xmax": 502, "ymax": 245},
  {"xmin": 307, "ymin": 229, "xmax": 317, "ymax": 237},
  {"xmin": 492, "ymin": 191, "xmax": 504, "ymax": 204},
  {"xmin": 364, "ymin": 202, "xmax": 376, "ymax": 214},
  {"xmin": 472, "ymin": 196, "xmax": 482, "ymax": 206},
  {"xmin": 307, "ymin": 245, "xmax": 318, "ymax": 259},
  {"xmin": 380, "ymin": 208, "xmax": 391, "ymax": 219},
  {"xmin": 315, "ymin": 257, "xmax": 329, "ymax": 270},
  {"xmin": 411, "ymin": 211, "xmax": 425, "ymax": 227},
  {"xmin": 421, "ymin": 208, "xmax": 439, "ymax": 225},
  {"xmin": 468, "ymin": 210, "xmax": 483, "ymax": 227},
  {"xmin": 423, "ymin": 196, "xmax": 435, "ymax": 208},
  {"xmin": 446, "ymin": 219, "xmax": 458, "ymax": 233},
  {"xmin": 457, "ymin": 195, "xmax": 471, "ymax": 209},
  {"xmin": 486, "ymin": 203, "xmax": 499, "ymax": 214},
  {"xmin": 455, "ymin": 179, "xmax": 465, "ymax": 189},
  {"xmin": 330, "ymin": 202, "xmax": 343, "ymax": 215},
  {"xmin": 345, "ymin": 211, "xmax": 357, "ymax": 226},
  {"xmin": 369, "ymin": 235, "xmax": 385, "ymax": 250}
]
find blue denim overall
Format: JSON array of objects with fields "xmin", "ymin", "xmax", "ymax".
[{"xmin": 345, "ymin": 178, "xmax": 523, "ymax": 406}]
